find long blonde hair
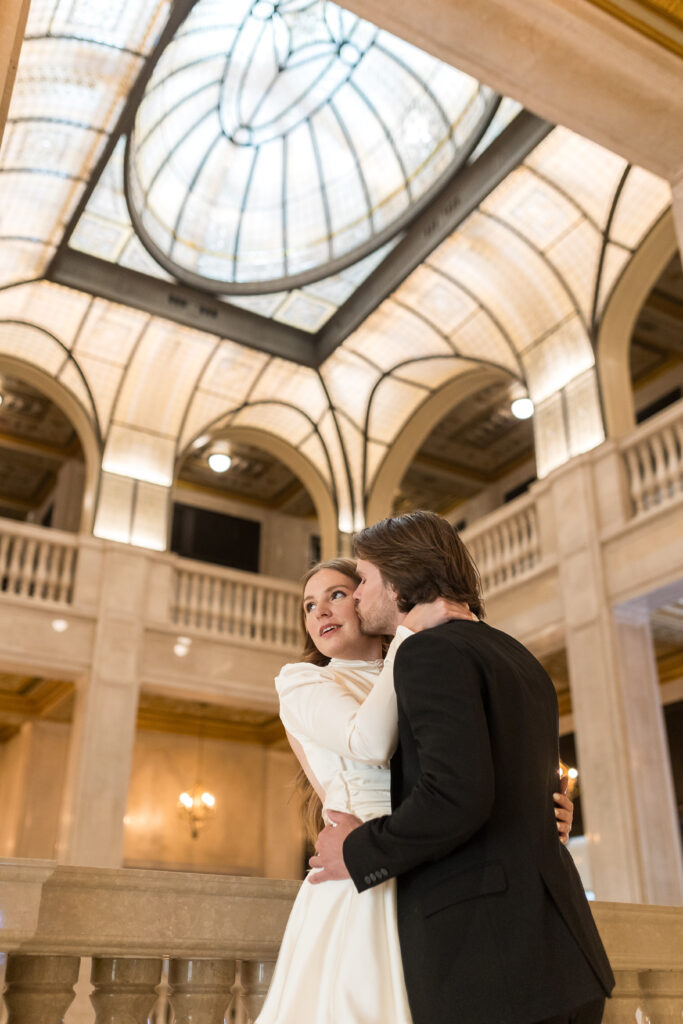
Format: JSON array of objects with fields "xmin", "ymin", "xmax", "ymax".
[{"xmin": 295, "ymin": 558, "xmax": 362, "ymax": 842}]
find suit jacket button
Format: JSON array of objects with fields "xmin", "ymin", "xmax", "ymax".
[
  {"xmin": 364, "ymin": 875, "xmax": 372, "ymax": 886},
  {"xmin": 369, "ymin": 871, "xmax": 377, "ymax": 883}
]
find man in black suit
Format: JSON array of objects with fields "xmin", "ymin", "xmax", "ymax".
[{"xmin": 310, "ymin": 511, "xmax": 614, "ymax": 1024}]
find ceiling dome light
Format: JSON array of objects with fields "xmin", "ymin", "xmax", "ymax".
[
  {"xmin": 208, "ymin": 452, "xmax": 232, "ymax": 473},
  {"xmin": 511, "ymin": 397, "xmax": 534, "ymax": 420}
]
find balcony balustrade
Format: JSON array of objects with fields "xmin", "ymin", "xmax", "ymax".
[
  {"xmin": 621, "ymin": 401, "xmax": 683, "ymax": 518},
  {"xmin": 0, "ymin": 863, "xmax": 681, "ymax": 1023}
]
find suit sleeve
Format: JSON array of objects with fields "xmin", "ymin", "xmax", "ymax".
[
  {"xmin": 343, "ymin": 630, "xmax": 494, "ymax": 891},
  {"xmin": 276, "ymin": 628, "xmax": 411, "ymax": 764}
]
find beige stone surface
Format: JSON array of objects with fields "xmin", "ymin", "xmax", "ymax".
[{"xmin": 343, "ymin": 0, "xmax": 683, "ymax": 181}]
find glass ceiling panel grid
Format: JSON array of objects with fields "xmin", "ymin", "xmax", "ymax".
[
  {"xmin": 72, "ymin": 298, "xmax": 151, "ymax": 365},
  {"xmin": 125, "ymin": 0, "xmax": 493, "ymax": 293},
  {"xmin": 367, "ymin": 375, "xmax": 427, "ymax": 445},
  {"xmin": 0, "ymin": 280, "xmax": 92, "ymax": 343},
  {"xmin": 391, "ymin": 356, "xmax": 471, "ymax": 392},
  {"xmin": 0, "ymin": 322, "xmax": 66, "ymax": 375},
  {"xmin": 609, "ymin": 167, "xmax": 671, "ymax": 249},
  {"xmin": 0, "ymin": 241, "xmax": 52, "ymax": 288},
  {"xmin": 320, "ymin": 348, "xmax": 380, "ymax": 429},
  {"xmin": 113, "ymin": 322, "xmax": 215, "ymax": 435},
  {"xmin": 65, "ymin": 351, "xmax": 124, "ymax": 433},
  {"xmin": 1, "ymin": 0, "xmax": 169, "ymax": 289},
  {"xmin": 524, "ymin": 128, "xmax": 627, "ymax": 229},
  {"xmin": 543, "ymin": 219, "xmax": 602, "ymax": 324},
  {"xmin": 298, "ymin": 430, "xmax": 332, "ymax": 488},
  {"xmin": 345, "ymin": 301, "xmax": 453, "ymax": 371},
  {"xmin": 522, "ymin": 315, "xmax": 594, "ymax": 403},
  {"xmin": 395, "ymin": 265, "xmax": 478, "ymax": 338},
  {"xmin": 198, "ymin": 341, "xmax": 270, "ymax": 404},
  {"xmin": 427, "ymin": 214, "xmax": 575, "ymax": 352},
  {"xmin": 451, "ymin": 310, "xmax": 520, "ymax": 374},
  {"xmin": 249, "ymin": 360, "xmax": 329, "ymax": 421},
  {"xmin": 230, "ymin": 403, "xmax": 313, "ymax": 447}
]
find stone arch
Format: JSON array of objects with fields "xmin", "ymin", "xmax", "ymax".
[
  {"xmin": 0, "ymin": 352, "xmax": 101, "ymax": 532},
  {"xmin": 365, "ymin": 364, "xmax": 514, "ymax": 526},
  {"xmin": 597, "ymin": 210, "xmax": 677, "ymax": 438},
  {"xmin": 177, "ymin": 425, "xmax": 338, "ymax": 561}
]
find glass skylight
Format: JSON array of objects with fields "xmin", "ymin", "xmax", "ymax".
[{"xmin": 124, "ymin": 0, "xmax": 496, "ymax": 292}]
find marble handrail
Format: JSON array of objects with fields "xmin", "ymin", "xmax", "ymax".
[
  {"xmin": 0, "ymin": 862, "xmax": 299, "ymax": 1023},
  {"xmin": 171, "ymin": 558, "xmax": 302, "ymax": 650},
  {"xmin": 1, "ymin": 863, "xmax": 682, "ymax": 1023},
  {"xmin": 461, "ymin": 491, "xmax": 541, "ymax": 594},
  {"xmin": 621, "ymin": 401, "xmax": 683, "ymax": 517},
  {"xmin": 0, "ymin": 521, "xmax": 77, "ymax": 605}
]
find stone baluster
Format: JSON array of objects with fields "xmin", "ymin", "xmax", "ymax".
[
  {"xmin": 623, "ymin": 445, "xmax": 644, "ymax": 514},
  {"xmin": 60, "ymin": 545, "xmax": 77, "ymax": 603},
  {"xmin": 47, "ymin": 542, "xmax": 63, "ymax": 601},
  {"xmin": 33, "ymin": 539, "xmax": 50, "ymax": 599},
  {"xmin": 235, "ymin": 581, "xmax": 246, "ymax": 637},
  {"xmin": 240, "ymin": 960, "xmax": 275, "ymax": 1023},
  {"xmin": 90, "ymin": 957, "xmax": 162, "ymax": 1023},
  {"xmin": 167, "ymin": 958, "xmax": 236, "ymax": 1023},
  {"xmin": 198, "ymin": 573, "xmax": 212, "ymax": 631},
  {"xmin": 209, "ymin": 574, "xmax": 223, "ymax": 633},
  {"xmin": 5, "ymin": 536, "xmax": 23, "ymax": 595},
  {"xmin": 18, "ymin": 538, "xmax": 36, "ymax": 597},
  {"xmin": 3, "ymin": 953, "xmax": 80, "ymax": 1023},
  {"xmin": 0, "ymin": 532, "xmax": 10, "ymax": 590},
  {"xmin": 252, "ymin": 584, "xmax": 266, "ymax": 643}
]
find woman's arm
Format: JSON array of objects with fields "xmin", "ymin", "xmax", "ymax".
[{"xmin": 276, "ymin": 627, "xmax": 412, "ymax": 764}]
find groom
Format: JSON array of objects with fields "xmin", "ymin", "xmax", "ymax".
[{"xmin": 310, "ymin": 511, "xmax": 614, "ymax": 1024}]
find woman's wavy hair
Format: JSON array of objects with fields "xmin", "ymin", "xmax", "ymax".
[
  {"xmin": 294, "ymin": 558, "xmax": 361, "ymax": 843},
  {"xmin": 354, "ymin": 510, "xmax": 485, "ymax": 618}
]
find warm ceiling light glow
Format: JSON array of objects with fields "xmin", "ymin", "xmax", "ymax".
[
  {"xmin": 179, "ymin": 792, "xmax": 193, "ymax": 809},
  {"xmin": 511, "ymin": 397, "xmax": 534, "ymax": 420},
  {"xmin": 0, "ymin": 393, "xmax": 3, "ymax": 407},
  {"xmin": 208, "ymin": 452, "xmax": 232, "ymax": 473},
  {"xmin": 51, "ymin": 618, "xmax": 69, "ymax": 633},
  {"xmin": 201, "ymin": 792, "xmax": 215, "ymax": 807},
  {"xmin": 568, "ymin": 767, "xmax": 579, "ymax": 780}
]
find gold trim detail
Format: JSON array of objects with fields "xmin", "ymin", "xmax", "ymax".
[{"xmin": 583, "ymin": 0, "xmax": 683, "ymax": 58}]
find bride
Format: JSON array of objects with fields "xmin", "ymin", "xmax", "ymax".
[{"xmin": 255, "ymin": 558, "xmax": 573, "ymax": 1024}]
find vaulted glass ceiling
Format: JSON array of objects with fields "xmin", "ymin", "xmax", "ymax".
[
  {"xmin": 125, "ymin": 0, "xmax": 495, "ymax": 292},
  {"xmin": 53, "ymin": 0, "xmax": 518, "ymax": 342}
]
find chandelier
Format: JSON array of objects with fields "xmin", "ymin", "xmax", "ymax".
[{"xmin": 178, "ymin": 704, "xmax": 216, "ymax": 839}]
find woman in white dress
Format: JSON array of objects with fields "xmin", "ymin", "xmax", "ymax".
[{"xmin": 256, "ymin": 558, "xmax": 573, "ymax": 1024}]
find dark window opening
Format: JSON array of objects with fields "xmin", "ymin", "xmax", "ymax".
[
  {"xmin": 171, "ymin": 503, "xmax": 260, "ymax": 573},
  {"xmin": 504, "ymin": 476, "xmax": 536, "ymax": 503},
  {"xmin": 636, "ymin": 387, "xmax": 682, "ymax": 424}
]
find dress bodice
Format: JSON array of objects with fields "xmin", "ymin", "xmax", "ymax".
[{"xmin": 276, "ymin": 631, "xmax": 412, "ymax": 821}]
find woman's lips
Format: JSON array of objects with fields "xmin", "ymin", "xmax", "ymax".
[{"xmin": 319, "ymin": 624, "xmax": 340, "ymax": 637}]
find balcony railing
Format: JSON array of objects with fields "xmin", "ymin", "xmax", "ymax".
[
  {"xmin": 0, "ymin": 521, "xmax": 77, "ymax": 605},
  {"xmin": 462, "ymin": 492, "xmax": 541, "ymax": 595},
  {"xmin": 171, "ymin": 559, "xmax": 302, "ymax": 650},
  {"xmin": 621, "ymin": 402, "xmax": 683, "ymax": 518},
  {"xmin": 1, "ymin": 864, "xmax": 681, "ymax": 1024}
]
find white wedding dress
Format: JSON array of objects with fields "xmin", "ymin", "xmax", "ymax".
[{"xmin": 255, "ymin": 628, "xmax": 414, "ymax": 1024}]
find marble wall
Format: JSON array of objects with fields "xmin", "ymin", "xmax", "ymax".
[{"xmin": 0, "ymin": 720, "xmax": 305, "ymax": 880}]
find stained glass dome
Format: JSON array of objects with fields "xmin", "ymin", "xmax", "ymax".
[{"xmin": 125, "ymin": 0, "xmax": 497, "ymax": 292}]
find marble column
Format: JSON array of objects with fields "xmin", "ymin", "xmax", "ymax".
[
  {"xmin": 551, "ymin": 458, "xmax": 683, "ymax": 904},
  {"xmin": 611, "ymin": 605, "xmax": 683, "ymax": 906},
  {"xmin": 56, "ymin": 545, "xmax": 149, "ymax": 867}
]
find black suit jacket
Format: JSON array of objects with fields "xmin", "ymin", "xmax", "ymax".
[{"xmin": 344, "ymin": 621, "xmax": 614, "ymax": 1024}]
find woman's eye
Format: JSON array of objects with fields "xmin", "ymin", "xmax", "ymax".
[
  {"xmin": 305, "ymin": 602, "xmax": 315, "ymax": 613},
  {"xmin": 331, "ymin": 589, "xmax": 346, "ymax": 599}
]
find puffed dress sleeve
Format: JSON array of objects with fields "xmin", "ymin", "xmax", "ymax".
[{"xmin": 276, "ymin": 626, "xmax": 413, "ymax": 764}]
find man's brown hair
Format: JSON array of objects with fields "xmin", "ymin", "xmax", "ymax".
[{"xmin": 354, "ymin": 510, "xmax": 484, "ymax": 618}]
